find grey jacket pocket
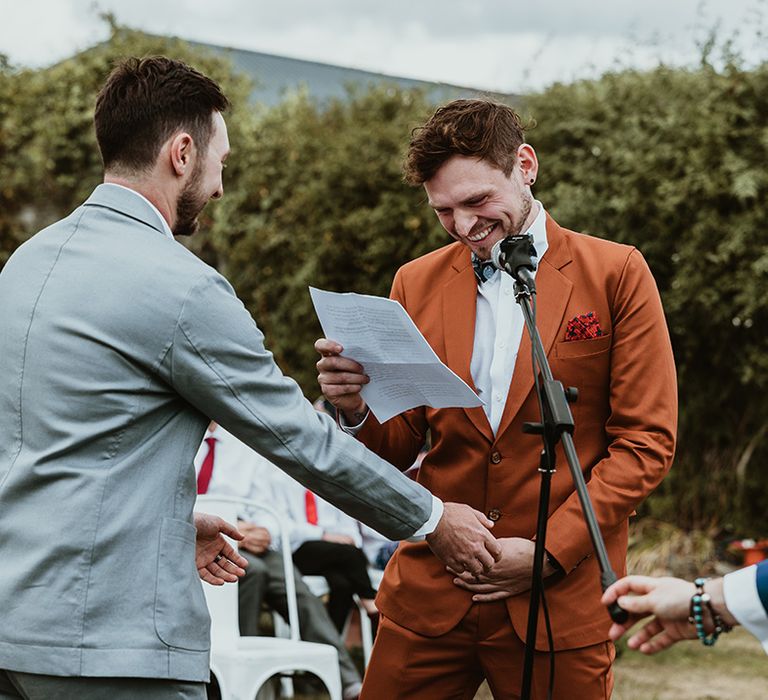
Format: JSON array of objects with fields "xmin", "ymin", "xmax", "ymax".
[{"xmin": 154, "ymin": 517, "xmax": 211, "ymax": 651}]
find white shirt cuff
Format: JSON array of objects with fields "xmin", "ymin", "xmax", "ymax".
[
  {"xmin": 339, "ymin": 409, "xmax": 369, "ymax": 435},
  {"xmin": 406, "ymin": 496, "xmax": 443, "ymax": 541},
  {"xmin": 724, "ymin": 564, "xmax": 768, "ymax": 653}
]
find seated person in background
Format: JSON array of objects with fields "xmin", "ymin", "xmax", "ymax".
[
  {"xmin": 354, "ymin": 441, "xmax": 430, "ymax": 572},
  {"xmin": 195, "ymin": 422, "xmax": 363, "ymax": 700},
  {"xmin": 359, "ymin": 523, "xmax": 398, "ymax": 572},
  {"xmin": 268, "ymin": 467, "xmax": 380, "ymax": 631}
]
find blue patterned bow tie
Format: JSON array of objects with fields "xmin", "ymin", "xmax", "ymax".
[{"xmin": 472, "ymin": 254, "xmax": 497, "ymax": 284}]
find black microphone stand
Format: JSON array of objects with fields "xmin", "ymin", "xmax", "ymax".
[{"xmin": 511, "ymin": 275, "xmax": 628, "ymax": 700}]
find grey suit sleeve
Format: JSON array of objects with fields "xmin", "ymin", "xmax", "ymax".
[{"xmin": 167, "ymin": 272, "xmax": 433, "ymax": 540}]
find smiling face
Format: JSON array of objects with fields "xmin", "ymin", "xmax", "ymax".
[{"xmin": 424, "ymin": 148, "xmax": 538, "ymax": 260}]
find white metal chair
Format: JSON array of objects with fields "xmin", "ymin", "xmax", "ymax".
[{"xmin": 195, "ymin": 495, "xmax": 342, "ymax": 700}]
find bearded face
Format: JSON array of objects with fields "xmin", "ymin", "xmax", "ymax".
[
  {"xmin": 173, "ymin": 159, "xmax": 208, "ymax": 237},
  {"xmin": 170, "ymin": 111, "xmax": 229, "ymax": 238}
]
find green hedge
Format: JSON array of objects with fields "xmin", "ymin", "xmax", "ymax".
[
  {"xmin": 1, "ymin": 29, "xmax": 765, "ymax": 533},
  {"xmin": 525, "ymin": 64, "xmax": 768, "ymax": 532}
]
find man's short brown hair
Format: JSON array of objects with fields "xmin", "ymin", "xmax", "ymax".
[
  {"xmin": 94, "ymin": 56, "xmax": 229, "ymax": 174},
  {"xmin": 404, "ymin": 99, "xmax": 528, "ymax": 185}
]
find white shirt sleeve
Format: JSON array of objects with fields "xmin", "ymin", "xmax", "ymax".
[
  {"xmin": 286, "ymin": 521, "xmax": 325, "ymax": 550},
  {"xmin": 723, "ymin": 564, "xmax": 768, "ymax": 653},
  {"xmin": 316, "ymin": 496, "xmax": 363, "ymax": 546},
  {"xmin": 339, "ymin": 409, "xmax": 369, "ymax": 435}
]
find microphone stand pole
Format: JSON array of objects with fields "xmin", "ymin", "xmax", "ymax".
[{"xmin": 515, "ymin": 278, "xmax": 627, "ymax": 700}]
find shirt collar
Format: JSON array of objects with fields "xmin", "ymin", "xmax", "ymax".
[
  {"xmin": 527, "ymin": 200, "xmax": 549, "ymax": 268},
  {"xmin": 100, "ymin": 183, "xmax": 175, "ymax": 240},
  {"xmin": 204, "ymin": 422, "xmax": 224, "ymax": 440}
]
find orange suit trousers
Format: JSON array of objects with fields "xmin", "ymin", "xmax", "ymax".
[{"xmin": 361, "ymin": 601, "xmax": 615, "ymax": 700}]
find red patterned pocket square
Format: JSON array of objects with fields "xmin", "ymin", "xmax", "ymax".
[{"xmin": 565, "ymin": 312, "xmax": 603, "ymax": 341}]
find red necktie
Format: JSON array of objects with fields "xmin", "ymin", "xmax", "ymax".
[
  {"xmin": 196, "ymin": 437, "xmax": 216, "ymax": 494},
  {"xmin": 305, "ymin": 490, "xmax": 319, "ymax": 525}
]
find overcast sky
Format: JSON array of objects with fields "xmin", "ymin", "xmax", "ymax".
[{"xmin": 1, "ymin": 1, "xmax": 766, "ymax": 92}]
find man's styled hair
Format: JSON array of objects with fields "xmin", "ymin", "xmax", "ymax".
[
  {"xmin": 94, "ymin": 56, "xmax": 229, "ymax": 173},
  {"xmin": 403, "ymin": 99, "xmax": 528, "ymax": 185}
]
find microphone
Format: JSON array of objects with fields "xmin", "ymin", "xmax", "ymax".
[{"xmin": 490, "ymin": 233, "xmax": 538, "ymax": 293}]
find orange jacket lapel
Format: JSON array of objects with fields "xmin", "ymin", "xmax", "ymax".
[{"xmin": 441, "ymin": 256, "xmax": 494, "ymax": 443}]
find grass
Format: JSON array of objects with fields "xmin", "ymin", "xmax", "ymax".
[
  {"xmin": 468, "ymin": 628, "xmax": 767, "ymax": 699},
  {"xmin": 611, "ymin": 627, "xmax": 768, "ymax": 700}
]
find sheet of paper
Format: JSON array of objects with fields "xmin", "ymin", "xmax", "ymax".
[{"xmin": 310, "ymin": 287, "xmax": 483, "ymax": 422}]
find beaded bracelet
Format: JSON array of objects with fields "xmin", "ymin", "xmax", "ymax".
[{"xmin": 688, "ymin": 577, "xmax": 733, "ymax": 646}]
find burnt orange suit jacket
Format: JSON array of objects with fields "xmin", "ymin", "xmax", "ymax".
[{"xmin": 356, "ymin": 214, "xmax": 677, "ymax": 650}]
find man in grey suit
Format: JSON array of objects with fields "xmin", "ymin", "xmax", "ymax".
[{"xmin": 0, "ymin": 57, "xmax": 501, "ymax": 700}]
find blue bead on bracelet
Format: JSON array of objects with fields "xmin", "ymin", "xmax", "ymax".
[{"xmin": 688, "ymin": 577, "xmax": 732, "ymax": 646}]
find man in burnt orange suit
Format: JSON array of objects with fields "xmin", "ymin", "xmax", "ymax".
[{"xmin": 315, "ymin": 99, "xmax": 677, "ymax": 699}]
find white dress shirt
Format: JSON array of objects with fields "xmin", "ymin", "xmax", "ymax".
[
  {"xmin": 470, "ymin": 201, "xmax": 549, "ymax": 435},
  {"xmin": 195, "ymin": 425, "xmax": 364, "ymax": 552},
  {"xmin": 194, "ymin": 424, "xmax": 283, "ymax": 548},
  {"xmin": 267, "ymin": 467, "xmax": 363, "ymax": 552},
  {"xmin": 724, "ymin": 564, "xmax": 768, "ymax": 652}
]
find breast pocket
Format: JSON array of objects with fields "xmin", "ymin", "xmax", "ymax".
[
  {"xmin": 154, "ymin": 517, "xmax": 211, "ymax": 651},
  {"xmin": 551, "ymin": 333, "xmax": 612, "ymax": 411},
  {"xmin": 555, "ymin": 333, "xmax": 612, "ymax": 359}
]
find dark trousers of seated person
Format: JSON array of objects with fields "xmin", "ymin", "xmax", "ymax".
[
  {"xmin": 293, "ymin": 540, "xmax": 377, "ymax": 631},
  {"xmin": 237, "ymin": 549, "xmax": 362, "ymax": 690}
]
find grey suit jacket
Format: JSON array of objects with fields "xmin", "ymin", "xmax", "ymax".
[{"xmin": 0, "ymin": 185, "xmax": 432, "ymax": 681}]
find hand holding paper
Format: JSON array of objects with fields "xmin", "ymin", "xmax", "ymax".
[{"xmin": 311, "ymin": 287, "xmax": 483, "ymax": 423}]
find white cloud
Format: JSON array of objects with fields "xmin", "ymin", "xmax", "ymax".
[
  {"xmin": 0, "ymin": 0, "xmax": 765, "ymax": 91},
  {"xmin": 0, "ymin": 1, "xmax": 103, "ymax": 66}
]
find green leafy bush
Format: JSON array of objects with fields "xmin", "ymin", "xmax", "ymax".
[
  {"xmin": 526, "ymin": 60, "xmax": 768, "ymax": 532},
  {"xmin": 2, "ymin": 27, "xmax": 765, "ymax": 532}
]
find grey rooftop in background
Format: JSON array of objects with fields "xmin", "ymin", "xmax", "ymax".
[{"xmin": 189, "ymin": 40, "xmax": 518, "ymax": 106}]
